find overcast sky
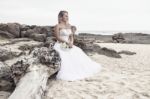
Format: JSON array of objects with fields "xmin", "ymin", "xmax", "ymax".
[{"xmin": 0, "ymin": 0, "xmax": 150, "ymax": 31}]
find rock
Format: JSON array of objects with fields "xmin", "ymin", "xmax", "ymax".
[
  {"xmin": 22, "ymin": 29, "xmax": 36, "ymax": 37},
  {"xmin": 0, "ymin": 47, "xmax": 23, "ymax": 61},
  {"xmin": 118, "ymin": 50, "xmax": 136, "ymax": 55},
  {"xmin": 20, "ymin": 31, "xmax": 26, "ymax": 37},
  {"xmin": 32, "ymin": 47, "xmax": 61, "ymax": 69},
  {"xmin": 0, "ymin": 23, "xmax": 8, "ymax": 31},
  {"xmin": 18, "ymin": 42, "xmax": 43, "ymax": 51},
  {"xmin": 0, "ymin": 47, "xmax": 14, "ymax": 61},
  {"xmin": 0, "ymin": 23, "xmax": 21, "ymax": 38},
  {"xmin": 40, "ymin": 27, "xmax": 50, "ymax": 35},
  {"xmin": 98, "ymin": 47, "xmax": 121, "ymax": 58},
  {"xmin": 0, "ymin": 62, "xmax": 15, "ymax": 92},
  {"xmin": 74, "ymin": 36, "xmax": 89, "ymax": 50},
  {"xmin": 112, "ymin": 33, "xmax": 125, "ymax": 43},
  {"xmin": 0, "ymin": 80, "xmax": 14, "ymax": 92},
  {"xmin": 0, "ymin": 30, "xmax": 15, "ymax": 38},
  {"xmin": 74, "ymin": 35, "xmax": 121, "ymax": 58},
  {"xmin": 10, "ymin": 60, "xmax": 30, "ymax": 84},
  {"xmin": 44, "ymin": 37, "xmax": 57, "ymax": 48},
  {"xmin": 0, "ymin": 91, "xmax": 11, "ymax": 99},
  {"xmin": 30, "ymin": 33, "xmax": 47, "ymax": 42},
  {"xmin": 0, "ymin": 38, "xmax": 33, "ymax": 46},
  {"xmin": 20, "ymin": 25, "xmax": 30, "ymax": 31},
  {"xmin": 42, "ymin": 26, "xmax": 53, "ymax": 36}
]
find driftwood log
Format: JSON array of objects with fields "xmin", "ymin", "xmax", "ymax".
[{"xmin": 7, "ymin": 47, "xmax": 61, "ymax": 99}]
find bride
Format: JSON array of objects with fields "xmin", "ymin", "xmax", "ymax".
[
  {"xmin": 53, "ymin": 10, "xmax": 102, "ymax": 81},
  {"xmin": 8, "ymin": 10, "xmax": 102, "ymax": 99}
]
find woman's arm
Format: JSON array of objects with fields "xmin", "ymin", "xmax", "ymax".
[
  {"xmin": 54, "ymin": 25, "xmax": 69, "ymax": 44},
  {"xmin": 69, "ymin": 33, "xmax": 74, "ymax": 45},
  {"xmin": 69, "ymin": 25, "xmax": 77, "ymax": 45}
]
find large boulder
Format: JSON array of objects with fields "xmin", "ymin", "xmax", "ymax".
[
  {"xmin": 0, "ymin": 23, "xmax": 21, "ymax": 38},
  {"xmin": 30, "ymin": 33, "xmax": 47, "ymax": 42},
  {"xmin": 32, "ymin": 47, "xmax": 61, "ymax": 69},
  {"xmin": 112, "ymin": 33, "xmax": 125, "ymax": 43},
  {"xmin": 21, "ymin": 29, "xmax": 36, "ymax": 37},
  {"xmin": 0, "ymin": 30, "xmax": 15, "ymax": 38}
]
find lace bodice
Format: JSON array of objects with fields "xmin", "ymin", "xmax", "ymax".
[{"xmin": 59, "ymin": 28, "xmax": 72, "ymax": 43}]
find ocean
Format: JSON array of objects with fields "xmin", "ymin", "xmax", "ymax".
[{"xmin": 77, "ymin": 31, "xmax": 150, "ymax": 35}]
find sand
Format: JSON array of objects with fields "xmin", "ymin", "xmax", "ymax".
[{"xmin": 44, "ymin": 43, "xmax": 150, "ymax": 99}]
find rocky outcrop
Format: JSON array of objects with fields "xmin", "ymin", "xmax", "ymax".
[
  {"xmin": 0, "ymin": 30, "xmax": 15, "ymax": 38},
  {"xmin": 112, "ymin": 33, "xmax": 125, "ymax": 43},
  {"xmin": 0, "ymin": 91, "xmax": 11, "ymax": 99},
  {"xmin": 0, "ymin": 23, "xmax": 54, "ymax": 42},
  {"xmin": 30, "ymin": 33, "xmax": 47, "ymax": 42},
  {"xmin": 11, "ymin": 60, "xmax": 30, "ymax": 84},
  {"xmin": 118, "ymin": 50, "xmax": 136, "ymax": 55},
  {"xmin": 98, "ymin": 47, "xmax": 121, "ymax": 58},
  {"xmin": 0, "ymin": 47, "xmax": 21, "ymax": 61},
  {"xmin": 0, "ymin": 23, "xmax": 21, "ymax": 38},
  {"xmin": 74, "ymin": 35, "xmax": 122, "ymax": 58},
  {"xmin": 0, "ymin": 62, "xmax": 15, "ymax": 92},
  {"xmin": 20, "ymin": 25, "xmax": 53, "ymax": 39}
]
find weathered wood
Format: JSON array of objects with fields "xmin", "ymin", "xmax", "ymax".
[{"xmin": 8, "ymin": 47, "xmax": 61, "ymax": 99}]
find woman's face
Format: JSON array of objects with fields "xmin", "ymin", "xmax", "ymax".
[{"xmin": 62, "ymin": 12, "xmax": 69, "ymax": 22}]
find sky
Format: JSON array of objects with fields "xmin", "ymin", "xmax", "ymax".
[{"xmin": 0, "ymin": 0, "xmax": 150, "ymax": 32}]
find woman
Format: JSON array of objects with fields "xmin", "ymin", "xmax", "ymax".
[{"xmin": 53, "ymin": 10, "xmax": 101, "ymax": 81}]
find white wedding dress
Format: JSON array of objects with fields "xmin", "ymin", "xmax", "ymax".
[{"xmin": 53, "ymin": 28, "xmax": 101, "ymax": 81}]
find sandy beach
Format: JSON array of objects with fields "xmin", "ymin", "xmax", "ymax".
[{"xmin": 44, "ymin": 43, "xmax": 150, "ymax": 99}]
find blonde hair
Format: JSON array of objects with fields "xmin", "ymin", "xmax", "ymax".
[{"xmin": 58, "ymin": 10, "xmax": 68, "ymax": 23}]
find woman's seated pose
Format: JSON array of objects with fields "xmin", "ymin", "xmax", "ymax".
[{"xmin": 53, "ymin": 10, "xmax": 102, "ymax": 81}]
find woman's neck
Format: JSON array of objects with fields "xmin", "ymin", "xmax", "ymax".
[{"xmin": 60, "ymin": 21, "xmax": 68, "ymax": 25}]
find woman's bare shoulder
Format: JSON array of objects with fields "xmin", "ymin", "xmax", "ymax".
[
  {"xmin": 55, "ymin": 24, "xmax": 64, "ymax": 29},
  {"xmin": 54, "ymin": 24, "xmax": 60, "ymax": 28}
]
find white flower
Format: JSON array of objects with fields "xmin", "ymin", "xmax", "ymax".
[{"xmin": 60, "ymin": 42, "xmax": 70, "ymax": 51}]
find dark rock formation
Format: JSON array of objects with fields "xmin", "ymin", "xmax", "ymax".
[
  {"xmin": 30, "ymin": 33, "xmax": 47, "ymax": 42},
  {"xmin": 0, "ymin": 62, "xmax": 15, "ymax": 92},
  {"xmin": 118, "ymin": 50, "xmax": 136, "ymax": 55},
  {"xmin": 0, "ymin": 30, "xmax": 15, "ymax": 38},
  {"xmin": 32, "ymin": 47, "xmax": 61, "ymax": 68},
  {"xmin": 98, "ymin": 47, "xmax": 121, "ymax": 58},
  {"xmin": 10, "ymin": 60, "xmax": 30, "ymax": 84},
  {"xmin": 44, "ymin": 37, "xmax": 57, "ymax": 48},
  {"xmin": 0, "ymin": 23, "xmax": 21, "ymax": 38},
  {"xmin": 74, "ymin": 35, "xmax": 122, "ymax": 58},
  {"xmin": 0, "ymin": 91, "xmax": 11, "ymax": 99},
  {"xmin": 0, "ymin": 23, "xmax": 54, "ymax": 42},
  {"xmin": 112, "ymin": 33, "xmax": 125, "ymax": 43},
  {"xmin": 0, "ymin": 47, "xmax": 15, "ymax": 61}
]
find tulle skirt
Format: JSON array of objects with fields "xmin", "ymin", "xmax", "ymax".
[{"xmin": 53, "ymin": 42, "xmax": 101, "ymax": 81}]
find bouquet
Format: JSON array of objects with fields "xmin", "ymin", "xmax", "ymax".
[{"xmin": 60, "ymin": 42, "xmax": 71, "ymax": 51}]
